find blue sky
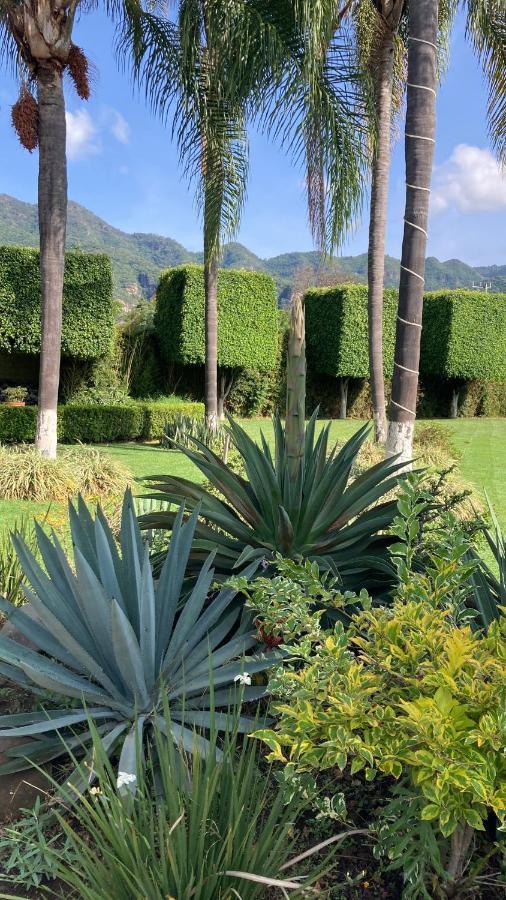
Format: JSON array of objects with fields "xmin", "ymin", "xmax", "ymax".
[{"xmin": 0, "ymin": 8, "xmax": 504, "ymax": 266}]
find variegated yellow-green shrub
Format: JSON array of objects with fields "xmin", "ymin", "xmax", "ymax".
[{"xmin": 257, "ymin": 599, "xmax": 506, "ymax": 841}]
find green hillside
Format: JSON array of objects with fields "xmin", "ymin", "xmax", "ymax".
[{"xmin": 0, "ymin": 194, "xmax": 503, "ymax": 305}]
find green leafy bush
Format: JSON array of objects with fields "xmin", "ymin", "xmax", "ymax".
[
  {"xmin": 421, "ymin": 290, "xmax": 506, "ymax": 382},
  {"xmin": 305, "ymin": 283, "xmax": 398, "ymax": 378},
  {"xmin": 0, "ymin": 400, "xmax": 204, "ymax": 443},
  {"xmin": 0, "ymin": 247, "xmax": 114, "ymax": 360},
  {"xmin": 156, "ymin": 264, "xmax": 279, "ymax": 372},
  {"xmin": 0, "ymin": 445, "xmax": 131, "ymax": 501},
  {"xmin": 0, "ymin": 491, "xmax": 278, "ymax": 789},
  {"xmin": 50, "ymin": 719, "xmax": 336, "ymax": 900}
]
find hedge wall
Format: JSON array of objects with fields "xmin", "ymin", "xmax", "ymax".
[
  {"xmin": 304, "ymin": 284, "xmax": 398, "ymax": 377},
  {"xmin": 0, "ymin": 400, "xmax": 204, "ymax": 444},
  {"xmin": 156, "ymin": 264, "xmax": 278, "ymax": 371},
  {"xmin": 0, "ymin": 247, "xmax": 114, "ymax": 360},
  {"xmin": 421, "ymin": 290, "xmax": 506, "ymax": 381}
]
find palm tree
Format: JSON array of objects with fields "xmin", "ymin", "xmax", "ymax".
[
  {"xmin": 352, "ymin": 0, "xmax": 405, "ymax": 444},
  {"xmin": 384, "ymin": 0, "xmax": 438, "ymax": 462},
  {"xmin": 385, "ymin": 0, "xmax": 505, "ymax": 461},
  {"xmin": 124, "ymin": 0, "xmax": 368, "ymax": 428},
  {"xmin": 1, "ymin": 0, "xmax": 89, "ymax": 457}
]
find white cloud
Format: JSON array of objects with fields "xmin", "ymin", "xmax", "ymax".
[
  {"xmin": 66, "ymin": 109, "xmax": 101, "ymax": 160},
  {"xmin": 109, "ymin": 110, "xmax": 130, "ymax": 144},
  {"xmin": 432, "ymin": 144, "xmax": 506, "ymax": 214}
]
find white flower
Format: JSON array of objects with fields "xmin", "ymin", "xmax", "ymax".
[
  {"xmin": 234, "ymin": 672, "xmax": 252, "ymax": 685},
  {"xmin": 116, "ymin": 771, "xmax": 137, "ymax": 790},
  {"xmin": 89, "ymin": 786, "xmax": 102, "ymax": 797}
]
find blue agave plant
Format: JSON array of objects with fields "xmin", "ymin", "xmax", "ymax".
[{"xmin": 0, "ymin": 491, "xmax": 279, "ymax": 794}]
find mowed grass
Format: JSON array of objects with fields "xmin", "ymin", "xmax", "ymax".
[{"xmin": 0, "ymin": 418, "xmax": 504, "ymax": 539}]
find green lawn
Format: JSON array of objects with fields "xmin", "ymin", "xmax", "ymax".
[{"xmin": 0, "ymin": 418, "xmax": 504, "ymax": 539}]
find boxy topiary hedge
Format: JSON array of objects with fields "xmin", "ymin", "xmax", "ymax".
[
  {"xmin": 0, "ymin": 247, "xmax": 114, "ymax": 360},
  {"xmin": 156, "ymin": 265, "xmax": 279, "ymax": 371},
  {"xmin": 421, "ymin": 290, "xmax": 506, "ymax": 416},
  {"xmin": 0, "ymin": 400, "xmax": 204, "ymax": 444},
  {"xmin": 304, "ymin": 284, "xmax": 398, "ymax": 417},
  {"xmin": 421, "ymin": 290, "xmax": 506, "ymax": 381}
]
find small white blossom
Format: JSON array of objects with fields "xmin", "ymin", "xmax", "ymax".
[
  {"xmin": 89, "ymin": 786, "xmax": 102, "ymax": 797},
  {"xmin": 117, "ymin": 771, "xmax": 137, "ymax": 790},
  {"xmin": 234, "ymin": 672, "xmax": 252, "ymax": 685}
]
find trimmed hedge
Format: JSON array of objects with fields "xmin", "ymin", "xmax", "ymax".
[
  {"xmin": 0, "ymin": 247, "xmax": 114, "ymax": 360},
  {"xmin": 421, "ymin": 290, "xmax": 506, "ymax": 381},
  {"xmin": 156, "ymin": 264, "xmax": 279, "ymax": 371},
  {"xmin": 0, "ymin": 400, "xmax": 204, "ymax": 444},
  {"xmin": 305, "ymin": 283, "xmax": 398, "ymax": 377}
]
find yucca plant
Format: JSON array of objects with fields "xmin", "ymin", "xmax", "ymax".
[
  {"xmin": 141, "ymin": 298, "xmax": 407, "ymax": 592},
  {"xmin": 0, "ymin": 491, "xmax": 279, "ymax": 792},
  {"xmin": 467, "ymin": 501, "xmax": 505, "ymax": 628}
]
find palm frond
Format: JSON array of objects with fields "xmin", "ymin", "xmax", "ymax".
[{"xmin": 466, "ymin": 0, "xmax": 506, "ymax": 162}]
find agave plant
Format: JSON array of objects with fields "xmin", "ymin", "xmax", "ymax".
[
  {"xmin": 141, "ymin": 298, "xmax": 407, "ymax": 593},
  {"xmin": 0, "ymin": 491, "xmax": 278, "ymax": 792},
  {"xmin": 467, "ymin": 502, "xmax": 505, "ymax": 628}
]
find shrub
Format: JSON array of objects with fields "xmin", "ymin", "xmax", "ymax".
[
  {"xmin": 304, "ymin": 284, "xmax": 397, "ymax": 417},
  {"xmin": 0, "ymin": 492, "xmax": 279, "ymax": 788},
  {"xmin": 156, "ymin": 264, "xmax": 279, "ymax": 372},
  {"xmin": 138, "ymin": 399, "xmax": 204, "ymax": 441},
  {"xmin": 162, "ymin": 414, "xmax": 227, "ymax": 453},
  {"xmin": 0, "ymin": 404, "xmax": 38, "ymax": 442},
  {"xmin": 421, "ymin": 290, "xmax": 506, "ymax": 415},
  {"xmin": 62, "ymin": 403, "xmax": 142, "ymax": 443},
  {"xmin": 256, "ymin": 592, "xmax": 506, "ymax": 895},
  {"xmin": 0, "ymin": 445, "xmax": 131, "ymax": 501},
  {"xmin": 305, "ymin": 284, "xmax": 397, "ymax": 378},
  {"xmin": 0, "ymin": 400, "xmax": 204, "ymax": 444},
  {"xmin": 0, "ymin": 247, "xmax": 114, "ymax": 360}
]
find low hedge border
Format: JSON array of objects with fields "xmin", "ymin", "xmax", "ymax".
[{"xmin": 0, "ymin": 401, "xmax": 204, "ymax": 444}]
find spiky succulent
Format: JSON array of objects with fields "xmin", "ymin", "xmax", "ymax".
[
  {"xmin": 0, "ymin": 491, "xmax": 278, "ymax": 793},
  {"xmin": 141, "ymin": 415, "xmax": 408, "ymax": 594},
  {"xmin": 467, "ymin": 501, "xmax": 505, "ymax": 629}
]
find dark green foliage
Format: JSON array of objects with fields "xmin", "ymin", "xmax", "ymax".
[
  {"xmin": 0, "ymin": 247, "xmax": 114, "ymax": 360},
  {"xmin": 0, "ymin": 400, "xmax": 204, "ymax": 444},
  {"xmin": 141, "ymin": 414, "xmax": 407, "ymax": 593},
  {"xmin": 62, "ymin": 405, "xmax": 145, "ymax": 444},
  {"xmin": 421, "ymin": 290, "xmax": 506, "ymax": 381},
  {"xmin": 305, "ymin": 284, "xmax": 397, "ymax": 378},
  {"xmin": 0, "ymin": 492, "xmax": 277, "ymax": 788},
  {"xmin": 156, "ymin": 265, "xmax": 278, "ymax": 371}
]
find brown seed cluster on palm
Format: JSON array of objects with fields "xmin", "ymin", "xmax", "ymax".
[
  {"xmin": 11, "ymin": 85, "xmax": 39, "ymax": 152},
  {"xmin": 67, "ymin": 45, "xmax": 90, "ymax": 100}
]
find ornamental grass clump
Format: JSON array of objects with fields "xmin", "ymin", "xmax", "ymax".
[
  {"xmin": 0, "ymin": 445, "xmax": 131, "ymax": 501},
  {"xmin": 0, "ymin": 491, "xmax": 280, "ymax": 791},
  {"xmin": 48, "ymin": 716, "xmax": 340, "ymax": 900}
]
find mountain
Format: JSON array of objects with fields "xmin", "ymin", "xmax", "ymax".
[{"xmin": 0, "ymin": 194, "xmax": 504, "ymax": 304}]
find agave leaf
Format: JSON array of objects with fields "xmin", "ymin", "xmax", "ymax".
[
  {"xmin": 165, "ymin": 553, "xmax": 216, "ymax": 664},
  {"xmin": 168, "ymin": 652, "xmax": 281, "ymax": 700},
  {"xmin": 0, "ymin": 709, "xmax": 116, "ymax": 737},
  {"xmin": 168, "ymin": 607, "xmax": 242, "ymax": 678},
  {"xmin": 162, "ymin": 718, "xmax": 221, "ymax": 761},
  {"xmin": 110, "ymin": 599, "xmax": 149, "ymax": 708},
  {"xmin": 93, "ymin": 515, "xmax": 126, "ymax": 611},
  {"xmin": 139, "ymin": 546, "xmax": 156, "ymax": 692},
  {"xmin": 154, "ymin": 503, "xmax": 195, "ymax": 666},
  {"xmin": 170, "ymin": 709, "xmax": 258, "ymax": 732},
  {"xmin": 0, "ymin": 596, "xmax": 79, "ymax": 670},
  {"xmin": 117, "ymin": 716, "xmax": 146, "ymax": 796},
  {"xmin": 119, "ymin": 492, "xmax": 144, "ymax": 635}
]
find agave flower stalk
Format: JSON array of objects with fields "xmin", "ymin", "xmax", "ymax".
[
  {"xmin": 285, "ymin": 294, "xmax": 306, "ymax": 481},
  {"xmin": 0, "ymin": 491, "xmax": 280, "ymax": 793}
]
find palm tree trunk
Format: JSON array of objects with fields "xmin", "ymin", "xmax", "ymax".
[
  {"xmin": 385, "ymin": 0, "xmax": 439, "ymax": 463},
  {"xmin": 35, "ymin": 62, "xmax": 67, "ymax": 459},
  {"xmin": 368, "ymin": 27, "xmax": 395, "ymax": 445},
  {"xmin": 204, "ymin": 247, "xmax": 219, "ymax": 431}
]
